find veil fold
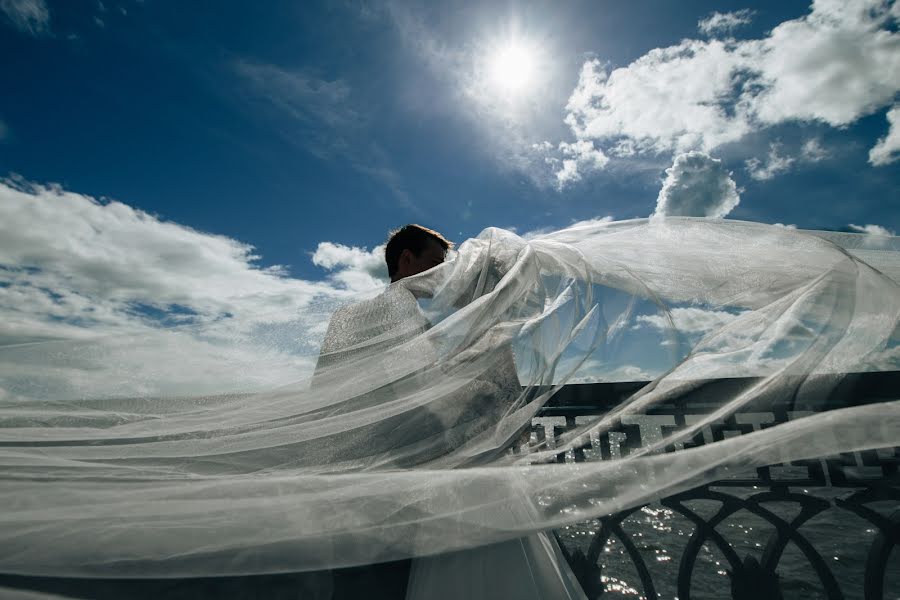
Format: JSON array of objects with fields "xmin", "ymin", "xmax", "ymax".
[{"xmin": 0, "ymin": 218, "xmax": 897, "ymax": 577}]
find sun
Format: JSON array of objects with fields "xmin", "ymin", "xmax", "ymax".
[{"xmin": 486, "ymin": 39, "xmax": 539, "ymax": 94}]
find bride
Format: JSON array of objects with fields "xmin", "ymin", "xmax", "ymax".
[{"xmin": 314, "ymin": 223, "xmax": 587, "ymax": 599}]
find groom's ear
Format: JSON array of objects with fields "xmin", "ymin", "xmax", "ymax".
[{"xmin": 397, "ymin": 248, "xmax": 414, "ymax": 275}]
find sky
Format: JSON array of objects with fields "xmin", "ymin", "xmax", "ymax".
[{"xmin": 1, "ymin": 0, "xmax": 899, "ymax": 369}]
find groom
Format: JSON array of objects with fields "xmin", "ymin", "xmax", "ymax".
[
  {"xmin": 321, "ymin": 224, "xmax": 452, "ymax": 600},
  {"xmin": 313, "ymin": 224, "xmax": 452, "ymax": 380}
]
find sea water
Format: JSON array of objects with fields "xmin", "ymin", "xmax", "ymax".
[{"xmin": 557, "ymin": 487, "xmax": 899, "ymax": 599}]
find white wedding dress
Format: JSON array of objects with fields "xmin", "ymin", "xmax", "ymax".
[{"xmin": 315, "ymin": 282, "xmax": 588, "ymax": 600}]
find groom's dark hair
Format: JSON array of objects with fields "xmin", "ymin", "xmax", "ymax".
[{"xmin": 385, "ymin": 224, "xmax": 453, "ymax": 279}]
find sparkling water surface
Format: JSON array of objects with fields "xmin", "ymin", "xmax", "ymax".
[{"xmin": 557, "ymin": 486, "xmax": 899, "ymax": 599}]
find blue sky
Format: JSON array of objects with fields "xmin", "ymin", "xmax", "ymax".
[
  {"xmin": 0, "ymin": 0, "xmax": 899, "ymax": 361},
  {"xmin": 2, "ymin": 0, "xmax": 898, "ymax": 277}
]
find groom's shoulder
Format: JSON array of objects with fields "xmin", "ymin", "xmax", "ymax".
[
  {"xmin": 323, "ymin": 285, "xmax": 419, "ymax": 340},
  {"xmin": 334, "ymin": 284, "xmax": 417, "ymax": 320},
  {"xmin": 318, "ymin": 284, "xmax": 422, "ymax": 359}
]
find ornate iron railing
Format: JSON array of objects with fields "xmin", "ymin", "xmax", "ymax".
[{"xmin": 538, "ymin": 373, "xmax": 900, "ymax": 600}]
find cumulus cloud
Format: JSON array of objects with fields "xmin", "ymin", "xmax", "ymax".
[
  {"xmin": 0, "ymin": 0, "xmax": 49, "ymax": 35},
  {"xmin": 745, "ymin": 143, "xmax": 795, "ymax": 181},
  {"xmin": 0, "ymin": 177, "xmax": 378, "ymax": 399},
  {"xmin": 531, "ymin": 139, "xmax": 610, "ymax": 188},
  {"xmin": 654, "ymin": 151, "xmax": 740, "ymax": 218},
  {"xmin": 753, "ymin": 0, "xmax": 899, "ymax": 127},
  {"xmin": 847, "ymin": 223, "xmax": 897, "ymax": 250},
  {"xmin": 312, "ymin": 242, "xmax": 388, "ymax": 292},
  {"xmin": 608, "ymin": 138, "xmax": 638, "ymax": 158},
  {"xmin": 0, "ymin": 178, "xmax": 378, "ymax": 399},
  {"xmin": 869, "ymin": 105, "xmax": 900, "ymax": 166},
  {"xmin": 562, "ymin": 0, "xmax": 900, "ymax": 162},
  {"xmin": 0, "ymin": 177, "xmax": 347, "ymax": 343},
  {"xmin": 636, "ymin": 306, "xmax": 745, "ymax": 335},
  {"xmin": 848, "ymin": 223, "xmax": 896, "ymax": 237},
  {"xmin": 564, "ymin": 47, "xmax": 751, "ymax": 157},
  {"xmin": 698, "ymin": 9, "xmax": 755, "ymax": 36},
  {"xmin": 554, "ymin": 140, "xmax": 609, "ymax": 186}
]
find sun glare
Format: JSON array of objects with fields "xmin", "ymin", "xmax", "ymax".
[{"xmin": 487, "ymin": 40, "xmax": 539, "ymax": 94}]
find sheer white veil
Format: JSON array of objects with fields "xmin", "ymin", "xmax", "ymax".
[{"xmin": 0, "ymin": 218, "xmax": 897, "ymax": 577}]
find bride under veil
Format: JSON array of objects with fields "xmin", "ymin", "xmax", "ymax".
[
  {"xmin": 0, "ymin": 217, "xmax": 897, "ymax": 599},
  {"xmin": 312, "ymin": 224, "xmax": 589, "ymax": 599}
]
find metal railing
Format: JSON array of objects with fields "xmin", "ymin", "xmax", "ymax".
[{"xmin": 536, "ymin": 373, "xmax": 900, "ymax": 600}]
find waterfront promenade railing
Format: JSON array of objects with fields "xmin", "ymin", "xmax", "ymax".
[{"xmin": 538, "ymin": 372, "xmax": 899, "ymax": 600}]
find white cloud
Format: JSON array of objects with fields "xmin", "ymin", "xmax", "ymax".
[
  {"xmin": 312, "ymin": 242, "xmax": 388, "ymax": 292},
  {"xmin": 565, "ymin": 49, "xmax": 751, "ymax": 156},
  {"xmin": 869, "ymin": 105, "xmax": 900, "ymax": 166},
  {"xmin": 800, "ymin": 138, "xmax": 829, "ymax": 162},
  {"xmin": 745, "ymin": 143, "xmax": 795, "ymax": 181},
  {"xmin": 752, "ymin": 0, "xmax": 899, "ymax": 128},
  {"xmin": 0, "ymin": 0, "xmax": 49, "ymax": 36},
  {"xmin": 744, "ymin": 138, "xmax": 831, "ymax": 181},
  {"xmin": 0, "ymin": 177, "xmax": 376, "ymax": 399},
  {"xmin": 555, "ymin": 160, "xmax": 579, "ymax": 187},
  {"xmin": 608, "ymin": 138, "xmax": 638, "ymax": 158},
  {"xmin": 0, "ymin": 177, "xmax": 345, "ymax": 343},
  {"xmin": 847, "ymin": 223, "xmax": 897, "ymax": 250},
  {"xmin": 654, "ymin": 151, "xmax": 740, "ymax": 218},
  {"xmin": 554, "ymin": 140, "xmax": 609, "ymax": 186},
  {"xmin": 698, "ymin": 9, "xmax": 755, "ymax": 37},
  {"xmin": 532, "ymin": 139, "xmax": 610, "ymax": 188},
  {"xmin": 636, "ymin": 306, "xmax": 744, "ymax": 335},
  {"xmin": 562, "ymin": 0, "xmax": 900, "ymax": 165},
  {"xmin": 848, "ymin": 223, "xmax": 896, "ymax": 236},
  {"xmin": 569, "ymin": 362, "xmax": 655, "ymax": 384}
]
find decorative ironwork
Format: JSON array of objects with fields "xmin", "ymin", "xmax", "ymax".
[
  {"xmin": 539, "ymin": 374, "xmax": 900, "ymax": 600},
  {"xmin": 553, "ymin": 485, "xmax": 899, "ymax": 600}
]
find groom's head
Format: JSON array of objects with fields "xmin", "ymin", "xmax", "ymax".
[{"xmin": 385, "ymin": 224, "xmax": 453, "ymax": 282}]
